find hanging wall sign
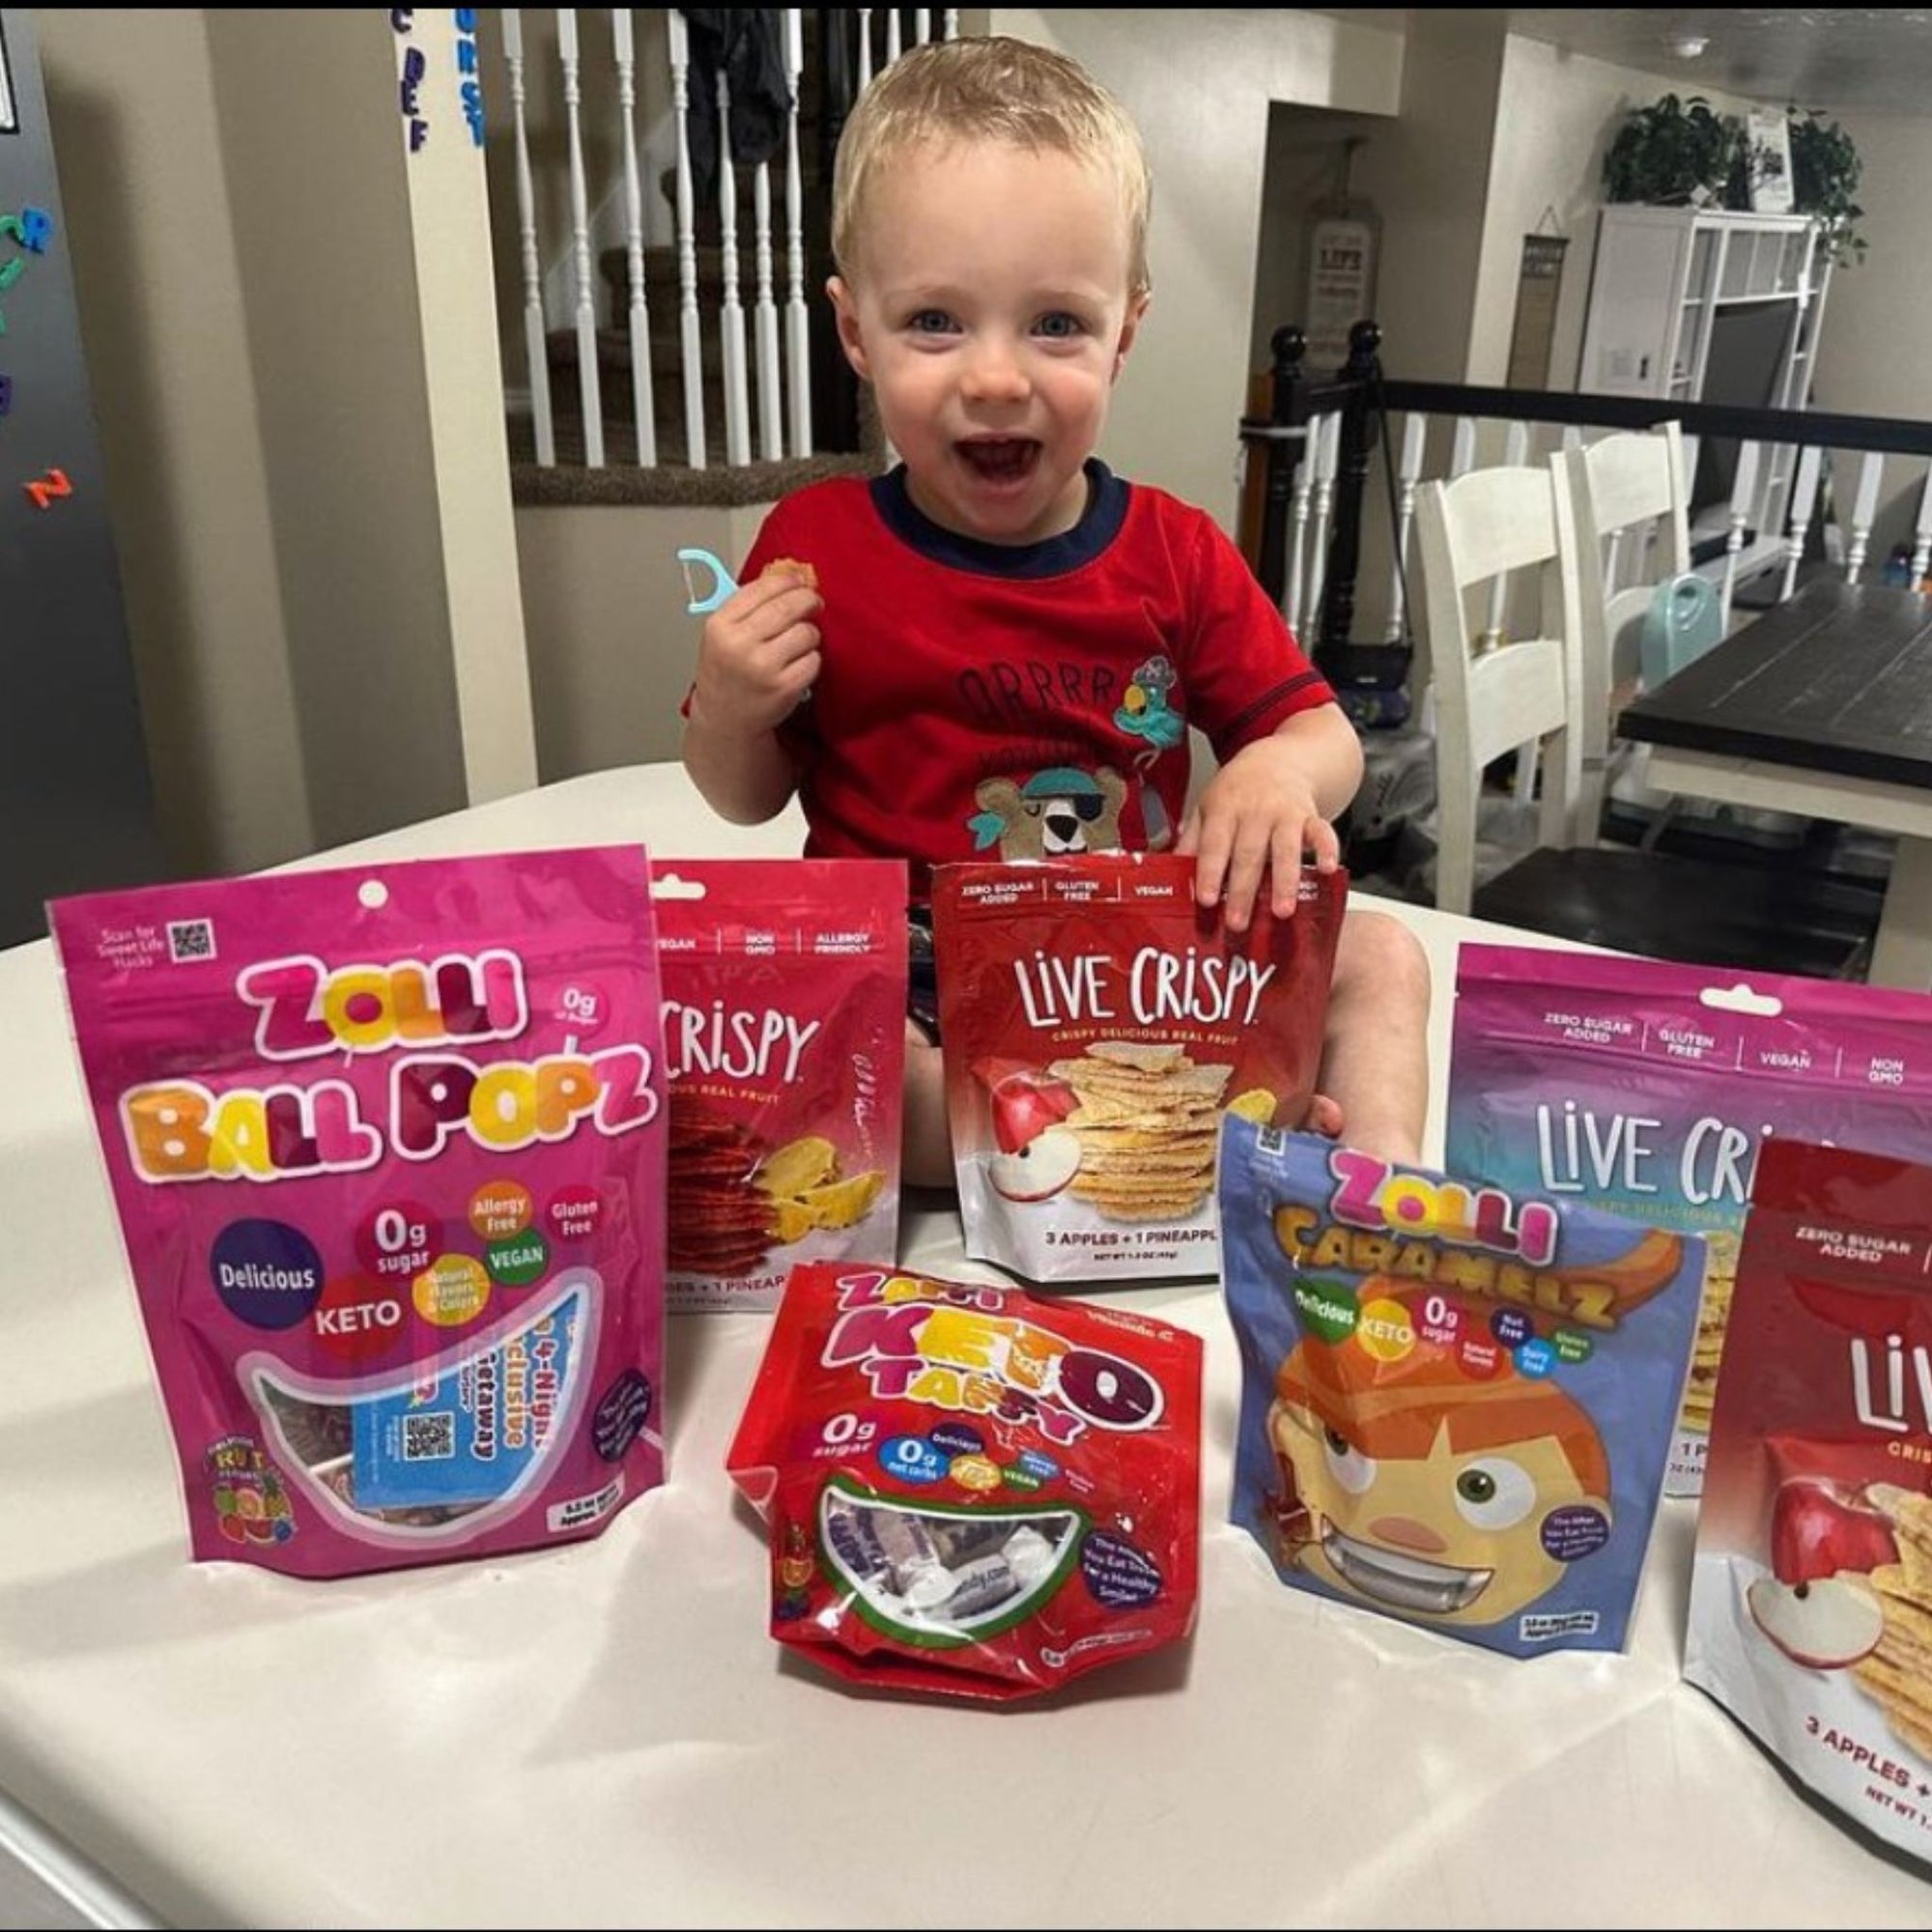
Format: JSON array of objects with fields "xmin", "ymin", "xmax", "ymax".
[
  {"xmin": 1506, "ymin": 231, "xmax": 1568, "ymax": 390},
  {"xmin": 1306, "ymin": 213, "xmax": 1378, "ymax": 374}
]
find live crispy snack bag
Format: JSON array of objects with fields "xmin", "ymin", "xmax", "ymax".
[
  {"xmin": 52, "ymin": 849, "xmax": 668, "ymax": 1577},
  {"xmin": 1448, "ymin": 947, "xmax": 1932, "ymax": 1496},
  {"xmin": 652, "ymin": 859, "xmax": 905, "ymax": 1311},
  {"xmin": 931, "ymin": 855, "xmax": 1344, "ymax": 1284},
  {"xmin": 726, "ymin": 1260, "xmax": 1202, "ymax": 1699},
  {"xmin": 1222, "ymin": 1118, "xmax": 1701, "ymax": 1657},
  {"xmin": 1687, "ymin": 1137, "xmax": 1932, "ymax": 1865}
]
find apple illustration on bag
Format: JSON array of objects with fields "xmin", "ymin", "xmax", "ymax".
[
  {"xmin": 983, "ymin": 1071, "xmax": 1082, "ymax": 1203},
  {"xmin": 1746, "ymin": 1479, "xmax": 1898, "ymax": 1669}
]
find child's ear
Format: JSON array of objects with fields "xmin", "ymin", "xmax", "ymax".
[
  {"xmin": 827, "ymin": 276, "xmax": 872, "ymax": 382},
  {"xmin": 1112, "ymin": 292, "xmax": 1151, "ymax": 382}
]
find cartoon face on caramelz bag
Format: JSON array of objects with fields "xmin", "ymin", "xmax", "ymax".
[{"xmin": 1265, "ymin": 1316, "xmax": 1612, "ymax": 1625}]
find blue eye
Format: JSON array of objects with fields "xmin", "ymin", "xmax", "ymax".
[
  {"xmin": 1036, "ymin": 312, "xmax": 1083, "ymax": 339},
  {"xmin": 908, "ymin": 309, "xmax": 955, "ymax": 334}
]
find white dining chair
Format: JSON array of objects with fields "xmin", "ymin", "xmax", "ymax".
[{"xmin": 1411, "ymin": 465, "xmax": 1581, "ymax": 917}]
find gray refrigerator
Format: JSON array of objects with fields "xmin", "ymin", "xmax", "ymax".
[{"xmin": 0, "ymin": 10, "xmax": 167, "ymax": 947}]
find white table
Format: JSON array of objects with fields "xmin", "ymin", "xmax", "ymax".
[{"xmin": 3, "ymin": 765, "xmax": 1928, "ymax": 1928}]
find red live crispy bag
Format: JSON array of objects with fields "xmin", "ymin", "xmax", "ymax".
[
  {"xmin": 652, "ymin": 859, "xmax": 906, "ymax": 1312},
  {"xmin": 1688, "ymin": 1137, "xmax": 1932, "ymax": 1865},
  {"xmin": 931, "ymin": 855, "xmax": 1345, "ymax": 1283},
  {"xmin": 726, "ymin": 1260, "xmax": 1203, "ymax": 1700}
]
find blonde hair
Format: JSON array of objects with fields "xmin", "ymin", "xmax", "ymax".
[{"xmin": 832, "ymin": 36, "xmax": 1152, "ymax": 298}]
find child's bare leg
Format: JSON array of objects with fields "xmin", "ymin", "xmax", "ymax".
[
  {"xmin": 1314, "ymin": 908, "xmax": 1431, "ymax": 1166},
  {"xmin": 902, "ymin": 1021, "xmax": 954, "ymax": 1188}
]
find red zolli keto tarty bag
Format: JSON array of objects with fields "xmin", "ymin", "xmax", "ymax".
[{"xmin": 726, "ymin": 1260, "xmax": 1203, "ymax": 1700}]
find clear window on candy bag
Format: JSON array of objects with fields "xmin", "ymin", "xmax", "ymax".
[{"xmin": 819, "ymin": 1480, "xmax": 1085, "ymax": 1645}]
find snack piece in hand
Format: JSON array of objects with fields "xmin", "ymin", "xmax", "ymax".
[{"xmin": 761, "ymin": 556, "xmax": 819, "ymax": 591}]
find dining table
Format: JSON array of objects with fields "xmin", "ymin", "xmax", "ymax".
[
  {"xmin": 1618, "ymin": 576, "xmax": 1932, "ymax": 989},
  {"xmin": 3, "ymin": 763, "xmax": 1932, "ymax": 1928}
]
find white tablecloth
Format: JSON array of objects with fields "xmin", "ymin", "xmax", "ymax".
[{"xmin": 2, "ymin": 766, "xmax": 1927, "ymax": 1927}]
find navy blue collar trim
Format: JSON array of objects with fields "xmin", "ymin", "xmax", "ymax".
[{"xmin": 869, "ymin": 459, "xmax": 1129, "ymax": 578}]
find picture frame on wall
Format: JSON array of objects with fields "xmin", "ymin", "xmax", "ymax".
[{"xmin": 1747, "ymin": 107, "xmax": 1794, "ymax": 213}]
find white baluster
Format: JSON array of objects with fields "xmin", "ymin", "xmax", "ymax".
[
  {"xmin": 887, "ymin": 10, "xmax": 903, "ymax": 63},
  {"xmin": 1386, "ymin": 412, "xmax": 1426, "ymax": 643},
  {"xmin": 1719, "ymin": 441, "xmax": 1761, "ymax": 627},
  {"xmin": 753, "ymin": 159, "xmax": 781, "ymax": 461},
  {"xmin": 917, "ymin": 10, "xmax": 934, "ymax": 43},
  {"xmin": 1305, "ymin": 413, "xmax": 1342, "ymax": 639},
  {"xmin": 1847, "ymin": 449, "xmax": 1884, "ymax": 584},
  {"xmin": 858, "ymin": 11, "xmax": 874, "ymax": 90},
  {"xmin": 1914, "ymin": 466, "xmax": 1932, "ymax": 584},
  {"xmin": 668, "ymin": 12, "xmax": 706, "ymax": 468},
  {"xmin": 1560, "ymin": 425, "xmax": 1583, "ymax": 454},
  {"xmin": 1285, "ymin": 427, "xmax": 1315, "ymax": 635},
  {"xmin": 1780, "ymin": 443, "xmax": 1823, "ymax": 604},
  {"xmin": 612, "ymin": 10, "xmax": 656, "ymax": 467},
  {"xmin": 1449, "ymin": 416, "xmax": 1477, "ymax": 480},
  {"xmin": 501, "ymin": 12, "xmax": 554, "ymax": 467},
  {"xmin": 944, "ymin": 10, "xmax": 959, "ymax": 39},
  {"xmin": 783, "ymin": 10, "xmax": 811, "ymax": 458},
  {"xmin": 557, "ymin": 12, "xmax": 604, "ymax": 467},
  {"xmin": 716, "ymin": 72, "xmax": 752, "ymax": 466},
  {"xmin": 1502, "ymin": 420, "xmax": 1529, "ymax": 468}
]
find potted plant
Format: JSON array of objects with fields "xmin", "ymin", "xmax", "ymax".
[
  {"xmin": 1788, "ymin": 107, "xmax": 1867, "ymax": 267},
  {"xmin": 1603, "ymin": 94, "xmax": 1745, "ymax": 208}
]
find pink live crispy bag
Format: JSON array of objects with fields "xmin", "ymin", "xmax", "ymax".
[{"xmin": 52, "ymin": 848, "xmax": 668, "ymax": 1577}]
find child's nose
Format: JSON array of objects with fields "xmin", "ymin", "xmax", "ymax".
[{"xmin": 962, "ymin": 336, "xmax": 1031, "ymax": 403}]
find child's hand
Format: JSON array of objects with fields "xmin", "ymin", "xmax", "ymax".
[
  {"xmin": 688, "ymin": 572, "xmax": 822, "ymax": 738},
  {"xmin": 1178, "ymin": 735, "xmax": 1342, "ymax": 932}
]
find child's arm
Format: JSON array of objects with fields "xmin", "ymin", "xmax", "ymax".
[
  {"xmin": 680, "ymin": 571, "xmax": 822, "ymax": 824},
  {"xmin": 1179, "ymin": 702, "xmax": 1364, "ymax": 931}
]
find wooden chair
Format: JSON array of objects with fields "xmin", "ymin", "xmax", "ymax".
[{"xmin": 1411, "ymin": 455, "xmax": 1880, "ymax": 979}]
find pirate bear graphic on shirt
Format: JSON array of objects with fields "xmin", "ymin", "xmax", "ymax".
[{"xmin": 964, "ymin": 655, "xmax": 1183, "ymax": 861}]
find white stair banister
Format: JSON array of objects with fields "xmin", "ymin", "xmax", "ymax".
[
  {"xmin": 1385, "ymin": 412, "xmax": 1426, "ymax": 644},
  {"xmin": 887, "ymin": 11, "xmax": 903, "ymax": 63},
  {"xmin": 753, "ymin": 157, "xmax": 781, "ymax": 460},
  {"xmin": 668, "ymin": 11, "xmax": 706, "ymax": 468},
  {"xmin": 915, "ymin": 10, "xmax": 933, "ymax": 44},
  {"xmin": 612, "ymin": 9, "xmax": 656, "ymax": 468},
  {"xmin": 783, "ymin": 9, "xmax": 811, "ymax": 457},
  {"xmin": 716, "ymin": 71, "xmax": 752, "ymax": 466},
  {"xmin": 1284, "ymin": 425, "xmax": 1315, "ymax": 638},
  {"xmin": 1304, "ymin": 412, "xmax": 1342, "ymax": 640},
  {"xmin": 501, "ymin": 11, "xmax": 554, "ymax": 467},
  {"xmin": 557, "ymin": 10, "xmax": 604, "ymax": 468},
  {"xmin": 1719, "ymin": 440, "xmax": 1761, "ymax": 626},
  {"xmin": 1780, "ymin": 442, "xmax": 1824, "ymax": 604},
  {"xmin": 1847, "ymin": 449, "xmax": 1884, "ymax": 583},
  {"xmin": 857, "ymin": 11, "xmax": 874, "ymax": 91},
  {"xmin": 1449, "ymin": 416, "xmax": 1477, "ymax": 481}
]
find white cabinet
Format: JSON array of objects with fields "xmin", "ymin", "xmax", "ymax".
[{"xmin": 1577, "ymin": 206, "xmax": 1833, "ymax": 582}]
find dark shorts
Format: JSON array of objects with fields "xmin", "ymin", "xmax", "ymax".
[{"xmin": 908, "ymin": 906, "xmax": 941, "ymax": 1044}]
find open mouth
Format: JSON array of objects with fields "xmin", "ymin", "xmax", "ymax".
[
  {"xmin": 957, "ymin": 438, "xmax": 1040, "ymax": 485},
  {"xmin": 1322, "ymin": 1523, "xmax": 1493, "ymax": 1615}
]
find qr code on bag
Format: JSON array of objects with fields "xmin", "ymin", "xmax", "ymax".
[
  {"xmin": 166, "ymin": 919, "xmax": 216, "ymax": 964},
  {"xmin": 402, "ymin": 1411, "xmax": 456, "ymax": 1463}
]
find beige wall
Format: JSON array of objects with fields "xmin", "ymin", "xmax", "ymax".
[
  {"xmin": 39, "ymin": 9, "xmax": 311, "ymax": 876},
  {"xmin": 517, "ymin": 501, "xmax": 769, "ymax": 777},
  {"xmin": 41, "ymin": 9, "xmax": 533, "ymax": 873},
  {"xmin": 1468, "ymin": 40, "xmax": 1757, "ymax": 389},
  {"xmin": 990, "ymin": 8, "xmax": 1406, "ymax": 531}
]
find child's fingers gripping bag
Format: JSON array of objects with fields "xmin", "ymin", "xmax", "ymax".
[
  {"xmin": 51, "ymin": 849, "xmax": 668, "ymax": 1577},
  {"xmin": 1688, "ymin": 1138, "xmax": 1932, "ymax": 1866},
  {"xmin": 1447, "ymin": 946, "xmax": 1932, "ymax": 1496},
  {"xmin": 931, "ymin": 854, "xmax": 1344, "ymax": 1285},
  {"xmin": 653, "ymin": 859, "xmax": 905, "ymax": 1312},
  {"xmin": 1220, "ymin": 1118, "xmax": 1702, "ymax": 1657},
  {"xmin": 726, "ymin": 1261, "xmax": 1203, "ymax": 1699}
]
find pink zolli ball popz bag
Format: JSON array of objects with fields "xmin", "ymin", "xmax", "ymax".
[{"xmin": 52, "ymin": 848, "xmax": 668, "ymax": 1578}]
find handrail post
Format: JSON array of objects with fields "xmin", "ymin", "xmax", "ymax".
[
  {"xmin": 1320, "ymin": 319, "xmax": 1381, "ymax": 653},
  {"xmin": 1257, "ymin": 325, "xmax": 1307, "ymax": 609}
]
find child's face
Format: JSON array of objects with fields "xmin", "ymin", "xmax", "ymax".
[{"xmin": 830, "ymin": 138, "xmax": 1147, "ymax": 547}]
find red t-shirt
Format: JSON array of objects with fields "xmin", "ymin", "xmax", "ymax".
[{"xmin": 738, "ymin": 462, "xmax": 1334, "ymax": 895}]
